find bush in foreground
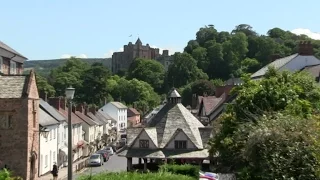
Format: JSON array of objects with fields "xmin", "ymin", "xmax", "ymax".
[
  {"xmin": 77, "ymin": 171, "xmax": 195, "ymax": 180},
  {"xmin": 159, "ymin": 164, "xmax": 199, "ymax": 178}
]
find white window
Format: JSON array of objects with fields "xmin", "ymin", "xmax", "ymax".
[
  {"xmin": 45, "ymin": 155, "xmax": 48, "ymax": 167},
  {"xmin": 64, "ymin": 127, "xmax": 67, "ymax": 139},
  {"xmin": 53, "ymin": 129, "xmax": 56, "ymax": 139},
  {"xmin": 0, "ymin": 56, "xmax": 3, "ymax": 73},
  {"xmin": 10, "ymin": 61, "xmax": 16, "ymax": 75}
]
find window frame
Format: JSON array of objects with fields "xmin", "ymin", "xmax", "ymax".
[
  {"xmin": 0, "ymin": 114, "xmax": 13, "ymax": 129},
  {"xmin": 0, "ymin": 56, "xmax": 3, "ymax": 73},
  {"xmin": 139, "ymin": 139, "xmax": 149, "ymax": 148},
  {"xmin": 174, "ymin": 140, "xmax": 187, "ymax": 149},
  {"xmin": 10, "ymin": 60, "xmax": 17, "ymax": 75}
]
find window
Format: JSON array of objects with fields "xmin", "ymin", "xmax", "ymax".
[
  {"xmin": 53, "ymin": 151, "xmax": 56, "ymax": 162},
  {"xmin": 45, "ymin": 155, "xmax": 48, "ymax": 167},
  {"xmin": 139, "ymin": 140, "xmax": 149, "ymax": 148},
  {"xmin": 53, "ymin": 129, "xmax": 56, "ymax": 139},
  {"xmin": 175, "ymin": 141, "xmax": 187, "ymax": 149},
  {"xmin": 49, "ymin": 130, "xmax": 52, "ymax": 140},
  {"xmin": 10, "ymin": 61, "xmax": 16, "ymax": 75},
  {"xmin": 0, "ymin": 114, "xmax": 13, "ymax": 129},
  {"xmin": 64, "ymin": 127, "xmax": 67, "ymax": 139},
  {"xmin": 0, "ymin": 56, "xmax": 3, "ymax": 73}
]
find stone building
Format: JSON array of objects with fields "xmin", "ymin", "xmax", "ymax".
[
  {"xmin": 111, "ymin": 38, "xmax": 171, "ymax": 73},
  {"xmin": 0, "ymin": 41, "xmax": 27, "ymax": 75},
  {"xmin": 118, "ymin": 89, "xmax": 213, "ymax": 171},
  {"xmin": 0, "ymin": 70, "xmax": 40, "ymax": 180}
]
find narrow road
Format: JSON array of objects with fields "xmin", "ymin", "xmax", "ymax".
[{"xmin": 73, "ymin": 155, "xmax": 138, "ymax": 179}]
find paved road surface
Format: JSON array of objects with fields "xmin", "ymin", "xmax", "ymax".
[{"xmin": 73, "ymin": 154, "xmax": 138, "ymax": 179}]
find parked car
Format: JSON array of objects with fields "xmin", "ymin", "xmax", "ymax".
[
  {"xmin": 104, "ymin": 146, "xmax": 114, "ymax": 155},
  {"xmin": 96, "ymin": 150, "xmax": 109, "ymax": 162},
  {"xmin": 88, "ymin": 154, "xmax": 104, "ymax": 167}
]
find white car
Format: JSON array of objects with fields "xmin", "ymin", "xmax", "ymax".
[
  {"xmin": 199, "ymin": 171, "xmax": 219, "ymax": 180},
  {"xmin": 105, "ymin": 146, "xmax": 114, "ymax": 155},
  {"xmin": 88, "ymin": 154, "xmax": 104, "ymax": 166}
]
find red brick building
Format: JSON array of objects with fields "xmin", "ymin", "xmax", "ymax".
[
  {"xmin": 0, "ymin": 70, "xmax": 40, "ymax": 179},
  {"xmin": 0, "ymin": 41, "xmax": 27, "ymax": 75}
]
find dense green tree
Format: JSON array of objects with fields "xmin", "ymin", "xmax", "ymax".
[
  {"xmin": 77, "ymin": 63, "xmax": 111, "ymax": 105},
  {"xmin": 211, "ymin": 68, "xmax": 320, "ymax": 178},
  {"xmin": 49, "ymin": 57, "xmax": 89, "ymax": 99},
  {"xmin": 167, "ymin": 52, "xmax": 208, "ymax": 88},
  {"xmin": 35, "ymin": 73, "xmax": 55, "ymax": 97},
  {"xmin": 128, "ymin": 58, "xmax": 165, "ymax": 93}
]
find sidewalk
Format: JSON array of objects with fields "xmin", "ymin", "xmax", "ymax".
[{"xmin": 38, "ymin": 158, "xmax": 88, "ymax": 180}]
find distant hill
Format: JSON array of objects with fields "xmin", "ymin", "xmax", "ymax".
[{"xmin": 24, "ymin": 58, "xmax": 112, "ymax": 77}]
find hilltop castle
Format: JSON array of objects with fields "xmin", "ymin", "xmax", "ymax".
[{"xmin": 111, "ymin": 38, "xmax": 173, "ymax": 73}]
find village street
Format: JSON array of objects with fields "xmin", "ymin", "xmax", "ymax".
[{"xmin": 72, "ymin": 155, "xmax": 139, "ymax": 179}]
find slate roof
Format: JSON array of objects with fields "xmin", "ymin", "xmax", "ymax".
[
  {"xmin": 0, "ymin": 75, "xmax": 29, "ymax": 98},
  {"xmin": 251, "ymin": 53, "xmax": 299, "ymax": 78},
  {"xmin": 75, "ymin": 111, "xmax": 97, "ymax": 126},
  {"xmin": 147, "ymin": 103, "xmax": 205, "ymax": 149},
  {"xmin": 58, "ymin": 109, "xmax": 83, "ymax": 125},
  {"xmin": 40, "ymin": 99, "xmax": 66, "ymax": 122},
  {"xmin": 202, "ymin": 96, "xmax": 224, "ymax": 115},
  {"xmin": 87, "ymin": 112, "xmax": 104, "ymax": 125},
  {"xmin": 117, "ymin": 148, "xmax": 209, "ymax": 159},
  {"xmin": 0, "ymin": 41, "xmax": 27, "ymax": 59},
  {"xmin": 39, "ymin": 108, "xmax": 59, "ymax": 126},
  {"xmin": 169, "ymin": 89, "xmax": 181, "ymax": 98},
  {"xmin": 127, "ymin": 108, "xmax": 140, "ymax": 116},
  {"xmin": 110, "ymin": 102, "xmax": 127, "ymax": 109},
  {"xmin": 97, "ymin": 111, "xmax": 117, "ymax": 123}
]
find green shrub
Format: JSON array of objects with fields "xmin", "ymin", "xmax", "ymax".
[
  {"xmin": 77, "ymin": 171, "xmax": 195, "ymax": 180},
  {"xmin": 0, "ymin": 169, "xmax": 22, "ymax": 180},
  {"xmin": 159, "ymin": 164, "xmax": 199, "ymax": 178}
]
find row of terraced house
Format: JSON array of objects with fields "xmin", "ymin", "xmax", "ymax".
[{"xmin": 0, "ymin": 41, "xmax": 141, "ymax": 180}]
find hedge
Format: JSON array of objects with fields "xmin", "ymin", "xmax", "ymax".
[
  {"xmin": 159, "ymin": 164, "xmax": 199, "ymax": 178},
  {"xmin": 77, "ymin": 172, "xmax": 195, "ymax": 180}
]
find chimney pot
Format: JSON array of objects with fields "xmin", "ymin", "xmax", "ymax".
[{"xmin": 298, "ymin": 40, "xmax": 313, "ymax": 55}]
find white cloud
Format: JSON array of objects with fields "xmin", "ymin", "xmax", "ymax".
[
  {"xmin": 103, "ymin": 47, "xmax": 124, "ymax": 58},
  {"xmin": 60, "ymin": 54, "xmax": 88, "ymax": 59},
  {"xmin": 291, "ymin": 28, "xmax": 320, "ymax": 40}
]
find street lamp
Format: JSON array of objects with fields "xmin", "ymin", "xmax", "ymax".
[
  {"xmin": 65, "ymin": 87, "xmax": 75, "ymax": 180},
  {"xmin": 39, "ymin": 127, "xmax": 50, "ymax": 139}
]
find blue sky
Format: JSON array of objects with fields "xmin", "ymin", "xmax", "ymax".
[{"xmin": 1, "ymin": 0, "xmax": 320, "ymax": 60}]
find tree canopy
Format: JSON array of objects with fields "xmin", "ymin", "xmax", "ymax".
[{"xmin": 210, "ymin": 68, "xmax": 320, "ymax": 179}]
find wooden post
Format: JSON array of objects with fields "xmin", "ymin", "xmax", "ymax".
[
  {"xmin": 143, "ymin": 158, "xmax": 147, "ymax": 171},
  {"xmin": 138, "ymin": 158, "xmax": 142, "ymax": 165},
  {"xmin": 127, "ymin": 157, "xmax": 132, "ymax": 171}
]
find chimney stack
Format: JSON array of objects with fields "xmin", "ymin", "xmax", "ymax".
[
  {"xmin": 49, "ymin": 97, "xmax": 66, "ymax": 110},
  {"xmin": 163, "ymin": 50, "xmax": 169, "ymax": 56},
  {"xmin": 39, "ymin": 91, "xmax": 48, "ymax": 102},
  {"xmin": 76, "ymin": 104, "xmax": 84, "ymax": 113},
  {"xmin": 270, "ymin": 54, "xmax": 281, "ymax": 63},
  {"xmin": 89, "ymin": 106, "xmax": 96, "ymax": 115},
  {"xmin": 298, "ymin": 41, "xmax": 313, "ymax": 55}
]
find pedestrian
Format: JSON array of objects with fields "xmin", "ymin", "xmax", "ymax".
[{"xmin": 51, "ymin": 163, "xmax": 58, "ymax": 180}]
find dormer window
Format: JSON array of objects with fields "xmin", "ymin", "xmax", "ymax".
[
  {"xmin": 139, "ymin": 139, "xmax": 149, "ymax": 148},
  {"xmin": 175, "ymin": 140, "xmax": 187, "ymax": 149},
  {"xmin": 10, "ymin": 61, "xmax": 16, "ymax": 75}
]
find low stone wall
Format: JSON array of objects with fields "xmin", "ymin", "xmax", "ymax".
[{"xmin": 75, "ymin": 159, "xmax": 89, "ymax": 172}]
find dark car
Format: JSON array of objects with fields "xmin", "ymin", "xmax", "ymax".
[{"xmin": 96, "ymin": 150, "xmax": 109, "ymax": 162}]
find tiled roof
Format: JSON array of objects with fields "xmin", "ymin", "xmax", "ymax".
[
  {"xmin": 94, "ymin": 112, "xmax": 109, "ymax": 124},
  {"xmin": 0, "ymin": 75, "xmax": 28, "ymax": 98},
  {"xmin": 251, "ymin": 53, "xmax": 299, "ymax": 78},
  {"xmin": 98, "ymin": 111, "xmax": 117, "ymax": 123},
  {"xmin": 58, "ymin": 109, "xmax": 83, "ymax": 125},
  {"xmin": 0, "ymin": 41, "xmax": 27, "ymax": 59},
  {"xmin": 147, "ymin": 103, "xmax": 205, "ymax": 149},
  {"xmin": 40, "ymin": 99, "xmax": 66, "ymax": 122},
  {"xmin": 87, "ymin": 112, "xmax": 104, "ymax": 125},
  {"xmin": 302, "ymin": 64, "xmax": 320, "ymax": 78},
  {"xmin": 110, "ymin": 102, "xmax": 127, "ymax": 109},
  {"xmin": 127, "ymin": 108, "xmax": 140, "ymax": 116},
  {"xmin": 39, "ymin": 108, "xmax": 59, "ymax": 126},
  {"xmin": 202, "ymin": 96, "xmax": 224, "ymax": 115},
  {"xmin": 75, "ymin": 111, "xmax": 97, "ymax": 126},
  {"xmin": 144, "ymin": 128, "xmax": 158, "ymax": 147}
]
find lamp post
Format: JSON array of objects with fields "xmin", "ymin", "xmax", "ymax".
[{"xmin": 65, "ymin": 87, "xmax": 75, "ymax": 180}]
